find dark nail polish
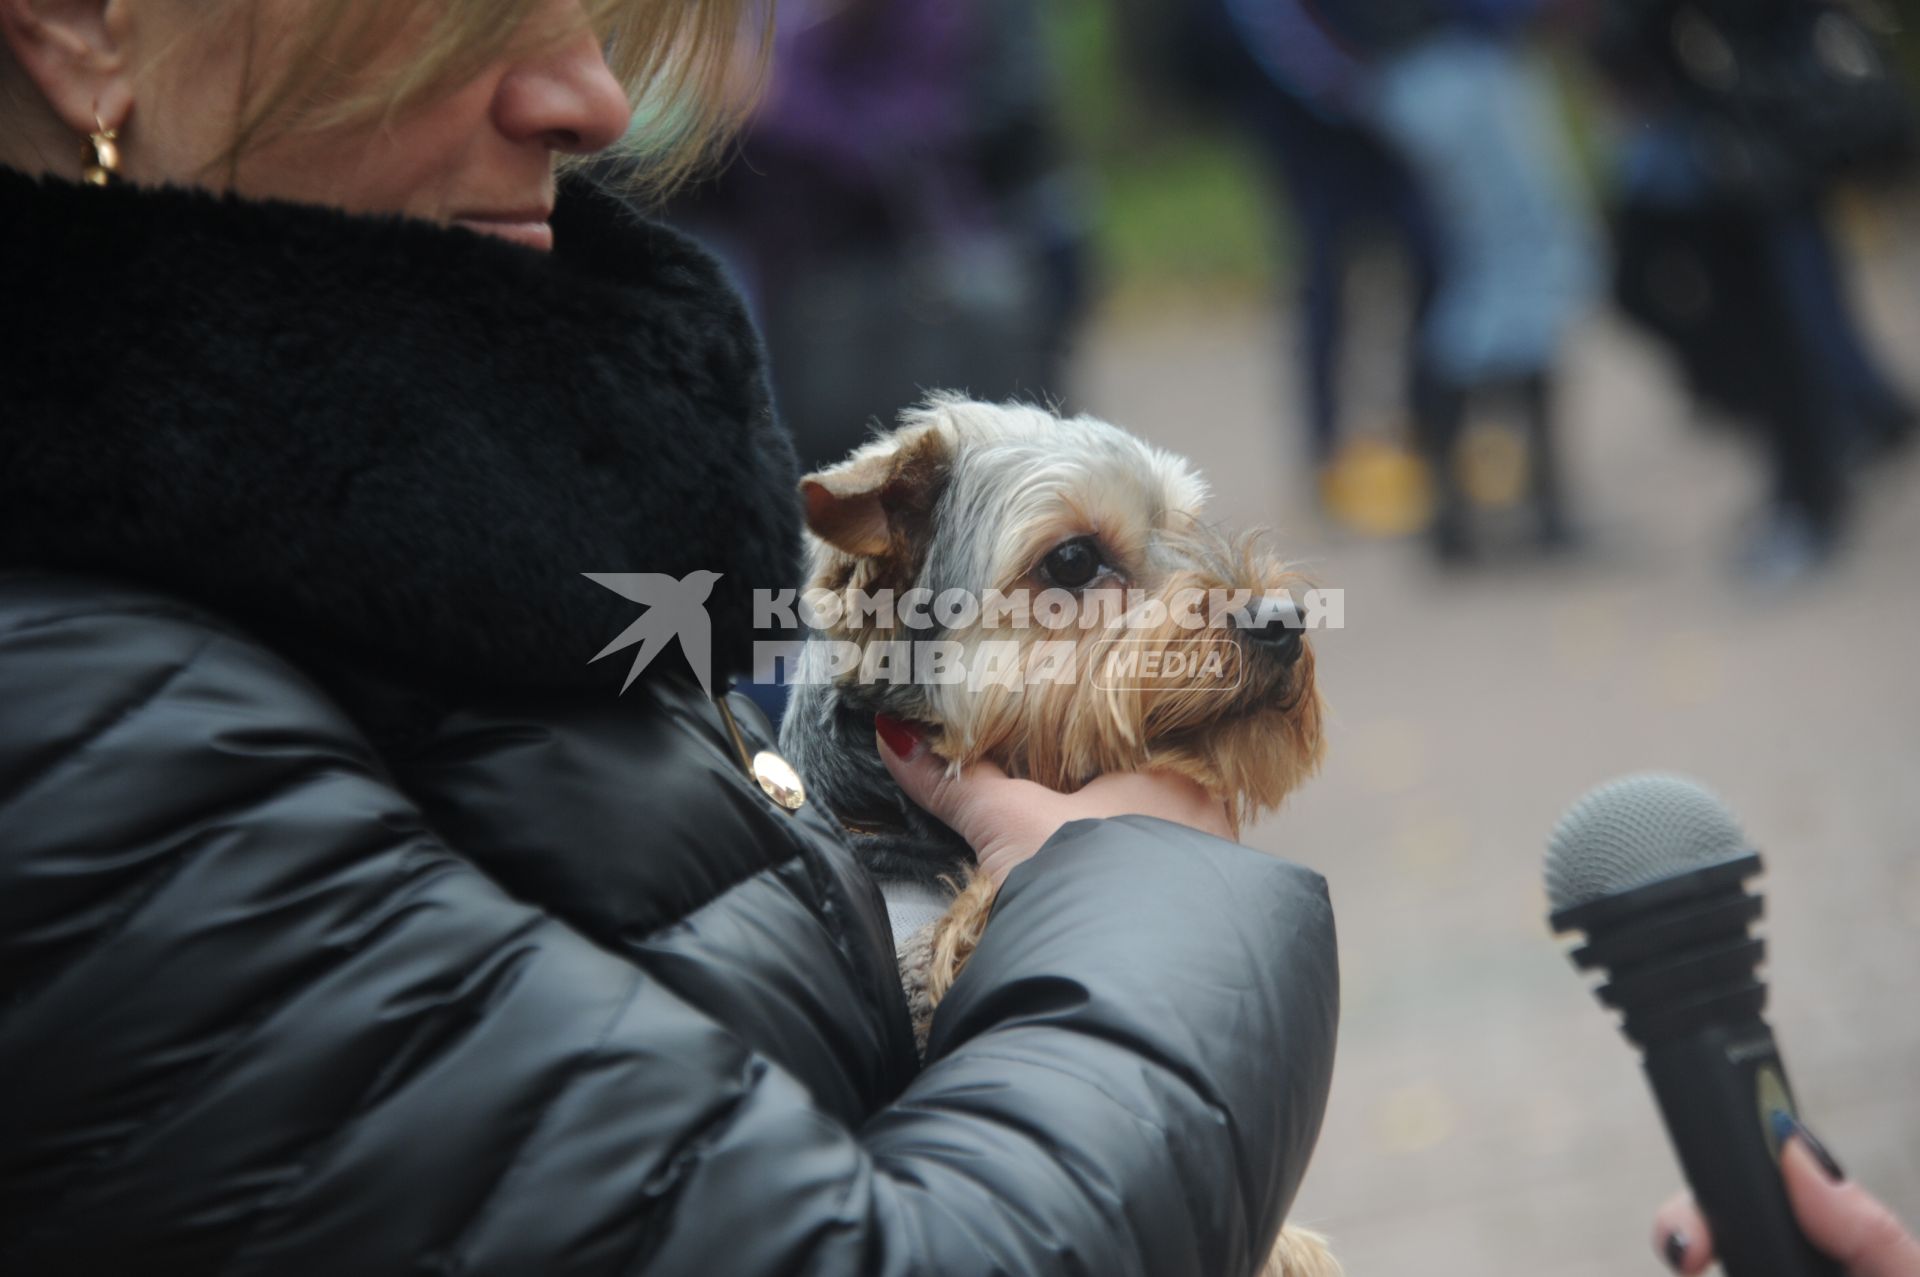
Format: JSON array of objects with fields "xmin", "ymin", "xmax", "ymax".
[
  {"xmin": 875, "ymin": 713, "xmax": 924, "ymax": 760},
  {"xmin": 1663, "ymin": 1230, "xmax": 1689, "ymax": 1273},
  {"xmin": 1771, "ymin": 1109, "xmax": 1846, "ymax": 1181}
]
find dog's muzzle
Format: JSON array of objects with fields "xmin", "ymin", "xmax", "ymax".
[{"xmin": 1236, "ymin": 593, "xmax": 1305, "ymax": 668}]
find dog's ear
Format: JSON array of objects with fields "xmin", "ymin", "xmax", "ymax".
[{"xmin": 800, "ymin": 425, "xmax": 952, "ymax": 557}]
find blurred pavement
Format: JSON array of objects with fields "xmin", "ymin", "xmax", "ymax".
[{"xmin": 1069, "ymin": 204, "xmax": 1920, "ymax": 1276}]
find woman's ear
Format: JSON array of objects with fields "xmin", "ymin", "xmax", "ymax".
[
  {"xmin": 0, "ymin": 0, "xmax": 136, "ymax": 143},
  {"xmin": 799, "ymin": 425, "xmax": 952, "ymax": 558}
]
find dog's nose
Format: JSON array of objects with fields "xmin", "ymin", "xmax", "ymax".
[{"xmin": 1240, "ymin": 595, "xmax": 1304, "ymax": 667}]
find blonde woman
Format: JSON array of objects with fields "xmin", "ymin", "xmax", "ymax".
[{"xmin": 0, "ymin": 3, "xmax": 1337, "ymax": 1273}]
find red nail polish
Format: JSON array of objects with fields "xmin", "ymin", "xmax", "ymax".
[{"xmin": 875, "ymin": 713, "xmax": 923, "ymax": 759}]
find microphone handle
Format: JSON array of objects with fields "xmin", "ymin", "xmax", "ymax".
[{"xmin": 1643, "ymin": 1018, "xmax": 1841, "ymax": 1277}]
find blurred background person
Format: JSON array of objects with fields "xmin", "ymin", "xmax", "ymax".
[
  {"xmin": 673, "ymin": 0, "xmax": 1090, "ymax": 722},
  {"xmin": 1585, "ymin": 0, "xmax": 1917, "ymax": 581},
  {"xmin": 1319, "ymin": 0, "xmax": 1604, "ymax": 564},
  {"xmin": 1118, "ymin": 0, "xmax": 1444, "ymax": 532},
  {"xmin": 672, "ymin": 0, "xmax": 1090, "ymax": 477}
]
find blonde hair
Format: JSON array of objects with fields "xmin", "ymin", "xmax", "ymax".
[{"xmin": 211, "ymin": 0, "xmax": 768, "ymax": 201}]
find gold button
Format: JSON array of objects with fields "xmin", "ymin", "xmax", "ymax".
[{"xmin": 752, "ymin": 750, "xmax": 806, "ymax": 811}]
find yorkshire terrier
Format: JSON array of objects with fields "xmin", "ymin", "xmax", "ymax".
[{"xmin": 779, "ymin": 395, "xmax": 1334, "ymax": 1277}]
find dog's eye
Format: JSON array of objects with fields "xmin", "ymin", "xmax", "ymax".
[{"xmin": 1041, "ymin": 537, "xmax": 1104, "ymax": 589}]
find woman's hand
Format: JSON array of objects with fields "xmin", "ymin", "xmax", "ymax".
[
  {"xmin": 875, "ymin": 714, "xmax": 1236, "ymax": 887},
  {"xmin": 1654, "ymin": 1118, "xmax": 1920, "ymax": 1277}
]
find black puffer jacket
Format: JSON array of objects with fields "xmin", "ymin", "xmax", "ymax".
[{"xmin": 0, "ymin": 170, "xmax": 1339, "ymax": 1276}]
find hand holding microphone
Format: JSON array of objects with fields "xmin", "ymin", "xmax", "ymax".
[
  {"xmin": 1654, "ymin": 1122, "xmax": 1920, "ymax": 1277},
  {"xmin": 1543, "ymin": 774, "xmax": 1910, "ymax": 1277}
]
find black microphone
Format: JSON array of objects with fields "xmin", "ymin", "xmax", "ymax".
[{"xmin": 1544, "ymin": 774, "xmax": 1839, "ymax": 1277}]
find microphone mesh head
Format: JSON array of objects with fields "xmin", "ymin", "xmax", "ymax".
[{"xmin": 1545, "ymin": 774, "xmax": 1750, "ymax": 913}]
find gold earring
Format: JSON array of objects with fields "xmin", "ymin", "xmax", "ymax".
[{"xmin": 82, "ymin": 112, "xmax": 122, "ymax": 186}]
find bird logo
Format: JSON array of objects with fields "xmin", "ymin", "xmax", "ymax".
[{"xmin": 584, "ymin": 570, "xmax": 721, "ymax": 696}]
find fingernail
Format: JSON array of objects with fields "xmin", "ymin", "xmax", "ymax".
[
  {"xmin": 1771, "ymin": 1109, "xmax": 1846, "ymax": 1181},
  {"xmin": 1663, "ymin": 1230, "xmax": 1689, "ymax": 1273},
  {"xmin": 875, "ymin": 713, "xmax": 924, "ymax": 761}
]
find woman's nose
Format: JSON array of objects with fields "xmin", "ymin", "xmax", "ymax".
[{"xmin": 493, "ymin": 19, "xmax": 633, "ymax": 155}]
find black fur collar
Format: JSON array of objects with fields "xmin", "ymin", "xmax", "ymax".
[{"xmin": 0, "ymin": 168, "xmax": 799, "ymax": 699}]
